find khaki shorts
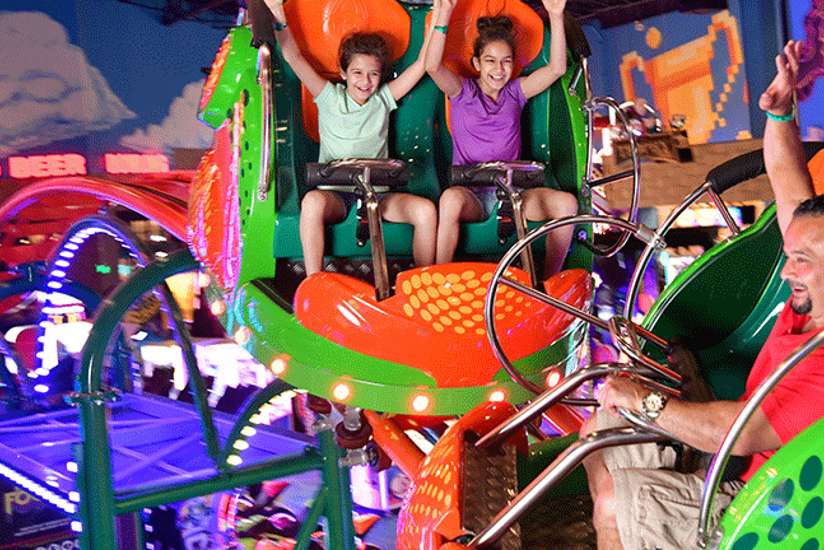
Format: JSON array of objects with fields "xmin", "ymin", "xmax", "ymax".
[{"xmin": 594, "ymin": 411, "xmax": 744, "ymax": 550}]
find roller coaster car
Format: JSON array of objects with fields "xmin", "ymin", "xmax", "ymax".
[
  {"xmin": 189, "ymin": 0, "xmax": 601, "ymax": 417},
  {"xmin": 397, "ymin": 146, "xmax": 824, "ymax": 549}
]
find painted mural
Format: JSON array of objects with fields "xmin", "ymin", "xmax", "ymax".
[
  {"xmin": 0, "ymin": 0, "xmax": 226, "ymax": 176},
  {"xmin": 599, "ymin": 9, "xmax": 751, "ymax": 145}
]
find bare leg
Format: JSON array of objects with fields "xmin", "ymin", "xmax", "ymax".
[
  {"xmin": 380, "ymin": 193, "xmax": 437, "ymax": 266},
  {"xmin": 299, "ymin": 190, "xmax": 346, "ymax": 275},
  {"xmin": 522, "ymin": 188, "xmax": 579, "ymax": 275},
  {"xmin": 436, "ymin": 187, "xmax": 484, "ymax": 264},
  {"xmin": 580, "ymin": 415, "xmax": 625, "ymax": 550}
]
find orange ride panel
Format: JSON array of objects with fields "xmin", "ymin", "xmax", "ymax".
[
  {"xmin": 294, "ymin": 264, "xmax": 591, "ymax": 387},
  {"xmin": 187, "ymin": 123, "xmax": 241, "ymax": 290},
  {"xmin": 285, "ymin": 0, "xmax": 411, "ymax": 143},
  {"xmin": 396, "ymin": 401, "xmax": 525, "ymax": 549}
]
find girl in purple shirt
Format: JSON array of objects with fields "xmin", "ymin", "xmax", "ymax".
[{"xmin": 425, "ymin": 0, "xmax": 578, "ymax": 274}]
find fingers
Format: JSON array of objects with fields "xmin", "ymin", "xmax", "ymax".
[{"xmin": 785, "ymin": 40, "xmax": 800, "ymax": 76}]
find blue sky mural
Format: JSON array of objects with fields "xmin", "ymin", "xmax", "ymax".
[
  {"xmin": 789, "ymin": 0, "xmax": 824, "ymax": 139},
  {"xmin": 0, "ymin": 0, "xmax": 227, "ymax": 172}
]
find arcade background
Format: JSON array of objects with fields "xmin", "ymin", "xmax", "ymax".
[{"xmin": 0, "ymin": 0, "xmax": 822, "ymax": 179}]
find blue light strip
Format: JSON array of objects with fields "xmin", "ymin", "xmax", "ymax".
[{"xmin": 0, "ymin": 462, "xmax": 77, "ymax": 514}]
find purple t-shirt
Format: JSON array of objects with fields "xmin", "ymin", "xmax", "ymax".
[{"xmin": 450, "ymin": 77, "xmax": 528, "ymax": 165}]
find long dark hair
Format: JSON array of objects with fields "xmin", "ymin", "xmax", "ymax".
[{"xmin": 473, "ymin": 15, "xmax": 516, "ymax": 59}]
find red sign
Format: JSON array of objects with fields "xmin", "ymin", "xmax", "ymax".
[
  {"xmin": 105, "ymin": 153, "xmax": 169, "ymax": 174},
  {"xmin": 8, "ymin": 154, "xmax": 87, "ymax": 179}
]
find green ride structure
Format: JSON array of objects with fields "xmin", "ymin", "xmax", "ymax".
[{"xmin": 0, "ymin": 0, "xmax": 821, "ymax": 548}]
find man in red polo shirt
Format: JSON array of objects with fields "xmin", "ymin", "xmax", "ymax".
[{"xmin": 582, "ymin": 40, "xmax": 824, "ymax": 549}]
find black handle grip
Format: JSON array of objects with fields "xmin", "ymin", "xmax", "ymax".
[
  {"xmin": 247, "ymin": 0, "xmax": 276, "ymax": 49},
  {"xmin": 706, "ymin": 142, "xmax": 824, "ymax": 194}
]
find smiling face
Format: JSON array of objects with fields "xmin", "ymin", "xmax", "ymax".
[
  {"xmin": 341, "ymin": 53, "xmax": 383, "ymax": 106},
  {"xmin": 472, "ymin": 40, "xmax": 514, "ymax": 97},
  {"xmin": 781, "ymin": 215, "xmax": 824, "ymax": 322}
]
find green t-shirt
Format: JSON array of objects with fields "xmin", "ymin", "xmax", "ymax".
[{"xmin": 314, "ymin": 82, "xmax": 397, "ymax": 163}]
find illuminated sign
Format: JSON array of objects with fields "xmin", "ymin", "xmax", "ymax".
[
  {"xmin": 104, "ymin": 153, "xmax": 169, "ymax": 174},
  {"xmin": 8, "ymin": 154, "xmax": 86, "ymax": 179},
  {"xmin": 1, "ymin": 153, "xmax": 171, "ymax": 179}
]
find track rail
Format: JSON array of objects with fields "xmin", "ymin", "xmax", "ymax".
[{"xmin": 0, "ymin": 175, "xmax": 190, "ymax": 242}]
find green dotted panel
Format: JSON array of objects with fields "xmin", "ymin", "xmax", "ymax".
[{"xmin": 719, "ymin": 418, "xmax": 824, "ymax": 550}]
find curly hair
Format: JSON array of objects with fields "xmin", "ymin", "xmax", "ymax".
[
  {"xmin": 338, "ymin": 32, "xmax": 391, "ymax": 83},
  {"xmin": 473, "ymin": 15, "xmax": 516, "ymax": 59}
]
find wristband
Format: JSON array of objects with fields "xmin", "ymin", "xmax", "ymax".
[
  {"xmin": 765, "ymin": 107, "xmax": 794, "ymax": 122},
  {"xmin": 274, "ymin": 20, "xmax": 288, "ymax": 31},
  {"xmin": 434, "ymin": 24, "xmax": 448, "ymax": 34}
]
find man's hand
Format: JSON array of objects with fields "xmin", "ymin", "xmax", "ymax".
[
  {"xmin": 597, "ymin": 375, "xmax": 646, "ymax": 416},
  {"xmin": 759, "ymin": 40, "xmax": 801, "ymax": 116},
  {"xmin": 542, "ymin": 0, "xmax": 566, "ymax": 17}
]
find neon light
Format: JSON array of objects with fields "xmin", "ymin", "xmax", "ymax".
[
  {"xmin": 331, "ymin": 382, "xmax": 352, "ymax": 402},
  {"xmin": 0, "ymin": 463, "xmax": 76, "ymax": 514},
  {"xmin": 49, "ymin": 270, "xmax": 66, "ymax": 278},
  {"xmin": 411, "ymin": 393, "xmax": 432, "ymax": 413},
  {"xmin": 58, "ymin": 251, "xmax": 74, "ymax": 259},
  {"xmin": 66, "ymin": 461, "xmax": 78, "ymax": 473},
  {"xmin": 95, "ymin": 264, "xmax": 112, "ymax": 274},
  {"xmin": 71, "ymin": 521, "xmax": 82, "ymax": 532},
  {"xmin": 104, "ymin": 153, "xmax": 170, "ymax": 174},
  {"xmin": 55, "ymin": 260, "xmax": 70, "ymax": 268},
  {"xmin": 33, "ymin": 384, "xmax": 49, "ymax": 393},
  {"xmin": 46, "ymin": 281, "xmax": 63, "ymax": 289},
  {"xmin": 488, "ymin": 389, "xmax": 507, "ymax": 403},
  {"xmin": 8, "ymin": 154, "xmax": 87, "ymax": 179}
]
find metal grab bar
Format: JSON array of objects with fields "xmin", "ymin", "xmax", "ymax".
[
  {"xmin": 583, "ymin": 96, "xmax": 641, "ymax": 258},
  {"xmin": 485, "ymin": 214, "xmax": 669, "ymax": 394},
  {"xmin": 697, "ymin": 328, "xmax": 824, "ymax": 548},
  {"xmin": 623, "ymin": 181, "xmax": 741, "ymax": 319},
  {"xmin": 468, "ymin": 426, "xmax": 668, "ymax": 548},
  {"xmin": 608, "ymin": 316, "xmax": 682, "ymax": 385},
  {"xmin": 256, "ymin": 43, "xmax": 273, "ymax": 201}
]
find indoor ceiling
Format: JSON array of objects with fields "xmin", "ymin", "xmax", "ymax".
[{"xmin": 118, "ymin": 0, "xmax": 728, "ymax": 28}]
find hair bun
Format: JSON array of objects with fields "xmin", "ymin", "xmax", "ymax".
[{"xmin": 476, "ymin": 15, "xmax": 513, "ymax": 34}]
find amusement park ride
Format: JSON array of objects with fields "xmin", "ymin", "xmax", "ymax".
[{"xmin": 0, "ymin": 0, "xmax": 823, "ymax": 549}]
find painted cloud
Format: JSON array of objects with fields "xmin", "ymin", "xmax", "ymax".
[
  {"xmin": 120, "ymin": 79, "xmax": 213, "ymax": 153},
  {"xmin": 0, "ymin": 11, "xmax": 135, "ymax": 155}
]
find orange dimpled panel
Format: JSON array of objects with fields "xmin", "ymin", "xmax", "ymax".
[
  {"xmin": 395, "ymin": 402, "xmax": 524, "ymax": 549},
  {"xmin": 294, "ymin": 264, "xmax": 591, "ymax": 387},
  {"xmin": 809, "ymin": 149, "xmax": 824, "ymax": 194}
]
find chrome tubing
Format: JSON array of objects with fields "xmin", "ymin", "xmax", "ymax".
[
  {"xmin": 256, "ymin": 43, "xmax": 273, "ymax": 202},
  {"xmin": 608, "ymin": 317, "xmax": 681, "ymax": 383},
  {"xmin": 485, "ymin": 215, "xmax": 667, "ymax": 394},
  {"xmin": 623, "ymin": 179, "xmax": 742, "ymax": 319},
  {"xmin": 697, "ymin": 329, "xmax": 824, "ymax": 548},
  {"xmin": 358, "ymin": 166, "xmax": 391, "ymax": 301},
  {"xmin": 476, "ymin": 363, "xmax": 633, "ymax": 449},
  {"xmin": 583, "ymin": 96, "xmax": 642, "ymax": 258},
  {"xmin": 468, "ymin": 427, "xmax": 668, "ymax": 549}
]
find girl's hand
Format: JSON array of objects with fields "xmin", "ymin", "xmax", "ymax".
[
  {"xmin": 759, "ymin": 40, "xmax": 801, "ymax": 116},
  {"xmin": 542, "ymin": 0, "xmax": 566, "ymax": 17}
]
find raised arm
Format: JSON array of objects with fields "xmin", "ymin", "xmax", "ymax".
[
  {"xmin": 263, "ymin": 0, "xmax": 328, "ymax": 98},
  {"xmin": 388, "ymin": 4, "xmax": 438, "ymax": 100},
  {"xmin": 520, "ymin": 0, "xmax": 567, "ymax": 99},
  {"xmin": 761, "ymin": 40, "xmax": 815, "ymax": 236},
  {"xmin": 424, "ymin": 0, "xmax": 462, "ymax": 98}
]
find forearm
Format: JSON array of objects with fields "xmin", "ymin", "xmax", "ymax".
[
  {"xmin": 547, "ymin": 12, "xmax": 567, "ymax": 78},
  {"xmin": 764, "ymin": 116, "xmax": 814, "ymax": 233},
  {"xmin": 424, "ymin": 24, "xmax": 447, "ymax": 73}
]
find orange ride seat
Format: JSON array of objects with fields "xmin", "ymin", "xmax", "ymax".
[
  {"xmin": 283, "ymin": 0, "xmax": 412, "ymax": 143},
  {"xmin": 294, "ymin": 265, "xmax": 591, "ymax": 388}
]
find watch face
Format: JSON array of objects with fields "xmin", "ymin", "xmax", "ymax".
[{"xmin": 644, "ymin": 392, "xmax": 664, "ymax": 412}]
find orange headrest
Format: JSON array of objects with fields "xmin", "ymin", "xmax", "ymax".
[
  {"xmin": 809, "ymin": 148, "xmax": 824, "ymax": 195},
  {"xmin": 285, "ymin": 0, "xmax": 412, "ymax": 142},
  {"xmin": 429, "ymin": 0, "xmax": 545, "ymax": 78}
]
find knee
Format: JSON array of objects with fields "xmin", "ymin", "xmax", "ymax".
[
  {"xmin": 439, "ymin": 191, "xmax": 464, "ymax": 222},
  {"xmin": 412, "ymin": 199, "xmax": 438, "ymax": 228},
  {"xmin": 301, "ymin": 191, "xmax": 327, "ymax": 218},
  {"xmin": 557, "ymin": 191, "xmax": 579, "ymax": 217},
  {"xmin": 591, "ymin": 489, "xmax": 619, "ymax": 531}
]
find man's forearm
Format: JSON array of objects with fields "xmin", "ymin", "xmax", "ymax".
[
  {"xmin": 765, "ymin": 116, "xmax": 814, "ymax": 233},
  {"xmin": 656, "ymin": 399, "xmax": 745, "ymax": 454}
]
